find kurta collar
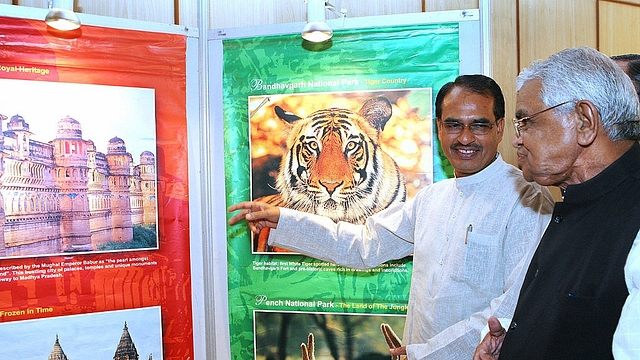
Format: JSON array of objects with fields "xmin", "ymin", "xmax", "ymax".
[
  {"xmin": 562, "ymin": 142, "xmax": 640, "ymax": 204},
  {"xmin": 454, "ymin": 153, "xmax": 505, "ymax": 190}
]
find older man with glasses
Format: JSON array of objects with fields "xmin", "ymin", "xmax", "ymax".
[
  {"xmin": 474, "ymin": 46, "xmax": 640, "ymax": 360},
  {"xmin": 229, "ymin": 74, "xmax": 554, "ymax": 359}
]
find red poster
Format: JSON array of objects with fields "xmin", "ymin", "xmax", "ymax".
[{"xmin": 0, "ymin": 17, "xmax": 191, "ymax": 359}]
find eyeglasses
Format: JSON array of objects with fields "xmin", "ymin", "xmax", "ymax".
[
  {"xmin": 438, "ymin": 120, "xmax": 498, "ymax": 136},
  {"xmin": 512, "ymin": 101, "xmax": 573, "ymax": 137}
]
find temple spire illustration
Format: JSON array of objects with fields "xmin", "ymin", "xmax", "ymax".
[
  {"xmin": 47, "ymin": 335, "xmax": 69, "ymax": 360},
  {"xmin": 114, "ymin": 321, "xmax": 140, "ymax": 360}
]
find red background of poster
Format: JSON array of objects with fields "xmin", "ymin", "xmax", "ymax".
[{"xmin": 0, "ymin": 17, "xmax": 192, "ymax": 359}]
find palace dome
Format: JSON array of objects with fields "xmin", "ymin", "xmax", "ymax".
[
  {"xmin": 107, "ymin": 136, "xmax": 127, "ymax": 154},
  {"xmin": 7, "ymin": 114, "xmax": 30, "ymax": 132},
  {"xmin": 140, "ymin": 150, "xmax": 155, "ymax": 165},
  {"xmin": 56, "ymin": 115, "xmax": 82, "ymax": 139}
]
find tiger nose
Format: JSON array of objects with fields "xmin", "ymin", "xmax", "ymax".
[{"xmin": 320, "ymin": 180, "xmax": 343, "ymax": 196}]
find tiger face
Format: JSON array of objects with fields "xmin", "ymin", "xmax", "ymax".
[{"xmin": 271, "ymin": 97, "xmax": 406, "ymax": 224}]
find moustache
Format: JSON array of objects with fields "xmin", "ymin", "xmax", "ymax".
[{"xmin": 451, "ymin": 142, "xmax": 482, "ymax": 151}]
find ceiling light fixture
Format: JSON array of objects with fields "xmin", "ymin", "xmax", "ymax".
[
  {"xmin": 45, "ymin": 0, "xmax": 81, "ymax": 31},
  {"xmin": 301, "ymin": 0, "xmax": 346, "ymax": 43}
]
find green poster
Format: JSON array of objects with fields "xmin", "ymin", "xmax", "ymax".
[{"xmin": 224, "ymin": 23, "xmax": 459, "ymax": 360}]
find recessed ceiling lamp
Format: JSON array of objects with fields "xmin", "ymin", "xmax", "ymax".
[
  {"xmin": 301, "ymin": 0, "xmax": 346, "ymax": 43},
  {"xmin": 45, "ymin": 0, "xmax": 81, "ymax": 31}
]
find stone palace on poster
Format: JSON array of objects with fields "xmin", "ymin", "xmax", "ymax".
[{"xmin": 0, "ymin": 114, "xmax": 157, "ymax": 257}]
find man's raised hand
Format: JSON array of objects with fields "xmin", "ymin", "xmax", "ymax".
[{"xmin": 227, "ymin": 201, "xmax": 281, "ymax": 234}]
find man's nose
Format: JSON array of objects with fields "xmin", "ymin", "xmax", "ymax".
[{"xmin": 457, "ymin": 125, "xmax": 476, "ymax": 144}]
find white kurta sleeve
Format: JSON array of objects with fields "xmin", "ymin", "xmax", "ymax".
[
  {"xmin": 269, "ymin": 204, "xmax": 415, "ymax": 269},
  {"xmin": 613, "ymin": 230, "xmax": 640, "ymax": 360}
]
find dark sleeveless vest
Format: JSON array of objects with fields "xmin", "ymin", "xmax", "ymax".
[{"xmin": 499, "ymin": 143, "xmax": 640, "ymax": 359}]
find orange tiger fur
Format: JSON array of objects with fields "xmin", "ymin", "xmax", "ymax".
[{"xmin": 255, "ymin": 97, "xmax": 406, "ymax": 252}]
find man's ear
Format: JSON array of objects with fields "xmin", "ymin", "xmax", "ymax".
[
  {"xmin": 435, "ymin": 117, "xmax": 442, "ymax": 140},
  {"xmin": 494, "ymin": 117, "xmax": 505, "ymax": 133},
  {"xmin": 574, "ymin": 100, "xmax": 599, "ymax": 146}
]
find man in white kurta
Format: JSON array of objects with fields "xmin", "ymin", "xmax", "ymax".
[
  {"xmin": 612, "ymin": 53, "xmax": 640, "ymax": 360},
  {"xmin": 613, "ymin": 233, "xmax": 640, "ymax": 360},
  {"xmin": 267, "ymin": 153, "xmax": 553, "ymax": 359},
  {"xmin": 229, "ymin": 75, "xmax": 554, "ymax": 359}
]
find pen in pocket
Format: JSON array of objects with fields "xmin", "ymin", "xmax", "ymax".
[{"xmin": 465, "ymin": 224, "xmax": 473, "ymax": 244}]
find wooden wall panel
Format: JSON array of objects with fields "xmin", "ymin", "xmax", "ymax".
[
  {"xmin": 423, "ymin": 0, "xmax": 478, "ymax": 11},
  {"xmin": 208, "ymin": 0, "xmax": 422, "ymax": 29},
  {"xmin": 518, "ymin": 0, "xmax": 597, "ymax": 69},
  {"xmin": 599, "ymin": 1, "xmax": 640, "ymax": 56},
  {"xmin": 7, "ymin": 1, "xmax": 478, "ymax": 32},
  {"xmin": 277, "ymin": 0, "xmax": 308, "ymax": 23},
  {"xmin": 605, "ymin": 0, "xmax": 640, "ymax": 4},
  {"xmin": 211, "ymin": 0, "xmax": 274, "ymax": 28},
  {"xmin": 14, "ymin": 0, "xmax": 175, "ymax": 24},
  {"xmin": 178, "ymin": 0, "xmax": 197, "ymax": 29},
  {"xmin": 75, "ymin": 0, "xmax": 175, "ymax": 24},
  {"xmin": 334, "ymin": 0, "xmax": 422, "ymax": 17},
  {"xmin": 15, "ymin": 0, "xmax": 47, "ymax": 7},
  {"xmin": 489, "ymin": 1, "xmax": 519, "ymax": 166}
]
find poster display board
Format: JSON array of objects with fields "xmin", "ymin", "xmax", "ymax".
[
  {"xmin": 222, "ymin": 12, "xmax": 483, "ymax": 359},
  {"xmin": 0, "ymin": 15, "xmax": 193, "ymax": 360}
]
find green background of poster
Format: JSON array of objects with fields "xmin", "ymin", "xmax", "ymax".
[{"xmin": 224, "ymin": 23, "xmax": 460, "ymax": 359}]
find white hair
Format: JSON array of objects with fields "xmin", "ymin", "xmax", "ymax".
[{"xmin": 517, "ymin": 46, "xmax": 640, "ymax": 141}]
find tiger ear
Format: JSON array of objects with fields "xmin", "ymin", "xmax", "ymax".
[
  {"xmin": 359, "ymin": 97, "xmax": 393, "ymax": 132},
  {"xmin": 275, "ymin": 105, "xmax": 302, "ymax": 123}
]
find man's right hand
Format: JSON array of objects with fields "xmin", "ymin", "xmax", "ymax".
[{"xmin": 227, "ymin": 201, "xmax": 281, "ymax": 234}]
